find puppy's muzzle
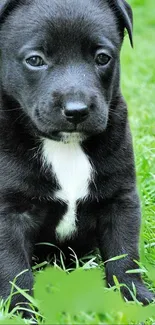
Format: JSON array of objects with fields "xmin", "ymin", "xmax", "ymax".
[{"xmin": 63, "ymin": 101, "xmax": 89, "ymax": 124}]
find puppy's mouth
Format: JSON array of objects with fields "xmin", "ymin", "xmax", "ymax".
[{"xmin": 31, "ymin": 117, "xmax": 86, "ymax": 143}]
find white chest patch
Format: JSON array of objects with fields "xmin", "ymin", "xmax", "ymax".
[{"xmin": 42, "ymin": 136, "xmax": 92, "ymax": 242}]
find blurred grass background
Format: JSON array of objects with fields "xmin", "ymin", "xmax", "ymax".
[{"xmin": 121, "ymin": 0, "xmax": 155, "ymax": 267}]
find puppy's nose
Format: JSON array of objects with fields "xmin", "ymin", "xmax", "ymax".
[{"xmin": 63, "ymin": 101, "xmax": 89, "ymax": 124}]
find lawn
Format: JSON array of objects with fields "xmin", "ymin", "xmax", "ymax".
[{"xmin": 0, "ymin": 0, "xmax": 155, "ymax": 324}]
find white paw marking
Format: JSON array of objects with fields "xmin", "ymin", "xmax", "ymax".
[{"xmin": 42, "ymin": 134, "xmax": 92, "ymax": 241}]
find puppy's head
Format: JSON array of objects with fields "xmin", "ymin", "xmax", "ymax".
[{"xmin": 0, "ymin": 0, "xmax": 133, "ymax": 142}]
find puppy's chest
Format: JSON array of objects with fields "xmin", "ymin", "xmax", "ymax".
[{"xmin": 42, "ymin": 139, "xmax": 93, "ymax": 241}]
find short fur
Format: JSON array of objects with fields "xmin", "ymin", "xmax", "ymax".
[{"xmin": 0, "ymin": 0, "xmax": 154, "ymax": 316}]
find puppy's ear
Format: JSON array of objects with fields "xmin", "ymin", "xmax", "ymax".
[
  {"xmin": 108, "ymin": 0, "xmax": 133, "ymax": 47},
  {"xmin": 0, "ymin": 0, "xmax": 20, "ymax": 24}
]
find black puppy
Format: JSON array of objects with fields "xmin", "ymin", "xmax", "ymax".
[{"xmin": 0, "ymin": 0, "xmax": 154, "ymax": 314}]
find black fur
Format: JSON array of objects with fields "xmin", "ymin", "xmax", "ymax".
[{"xmin": 0, "ymin": 0, "xmax": 154, "ymax": 316}]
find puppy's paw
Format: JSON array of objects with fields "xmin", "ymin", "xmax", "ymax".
[
  {"xmin": 122, "ymin": 282, "xmax": 155, "ymax": 305},
  {"xmin": 136, "ymin": 287, "xmax": 155, "ymax": 306}
]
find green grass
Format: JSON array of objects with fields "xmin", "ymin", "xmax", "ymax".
[
  {"xmin": 0, "ymin": 0, "xmax": 155, "ymax": 324},
  {"xmin": 121, "ymin": 0, "xmax": 155, "ymax": 266}
]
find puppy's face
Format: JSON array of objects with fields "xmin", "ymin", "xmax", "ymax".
[{"xmin": 0, "ymin": 0, "xmax": 133, "ymax": 141}]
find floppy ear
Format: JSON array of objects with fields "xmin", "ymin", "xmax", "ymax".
[
  {"xmin": 0, "ymin": 0, "xmax": 20, "ymax": 24},
  {"xmin": 108, "ymin": 0, "xmax": 133, "ymax": 47}
]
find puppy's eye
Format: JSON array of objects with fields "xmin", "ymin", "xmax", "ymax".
[
  {"xmin": 95, "ymin": 52, "xmax": 111, "ymax": 66},
  {"xmin": 26, "ymin": 56, "xmax": 46, "ymax": 67}
]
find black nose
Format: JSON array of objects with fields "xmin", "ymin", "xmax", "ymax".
[{"xmin": 63, "ymin": 101, "xmax": 89, "ymax": 124}]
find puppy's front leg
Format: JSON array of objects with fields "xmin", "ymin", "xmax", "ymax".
[
  {"xmin": 97, "ymin": 190, "xmax": 154, "ymax": 305},
  {"xmin": 0, "ymin": 211, "xmax": 33, "ymax": 316}
]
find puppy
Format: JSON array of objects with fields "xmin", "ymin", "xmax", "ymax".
[{"xmin": 0, "ymin": 0, "xmax": 154, "ymax": 315}]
